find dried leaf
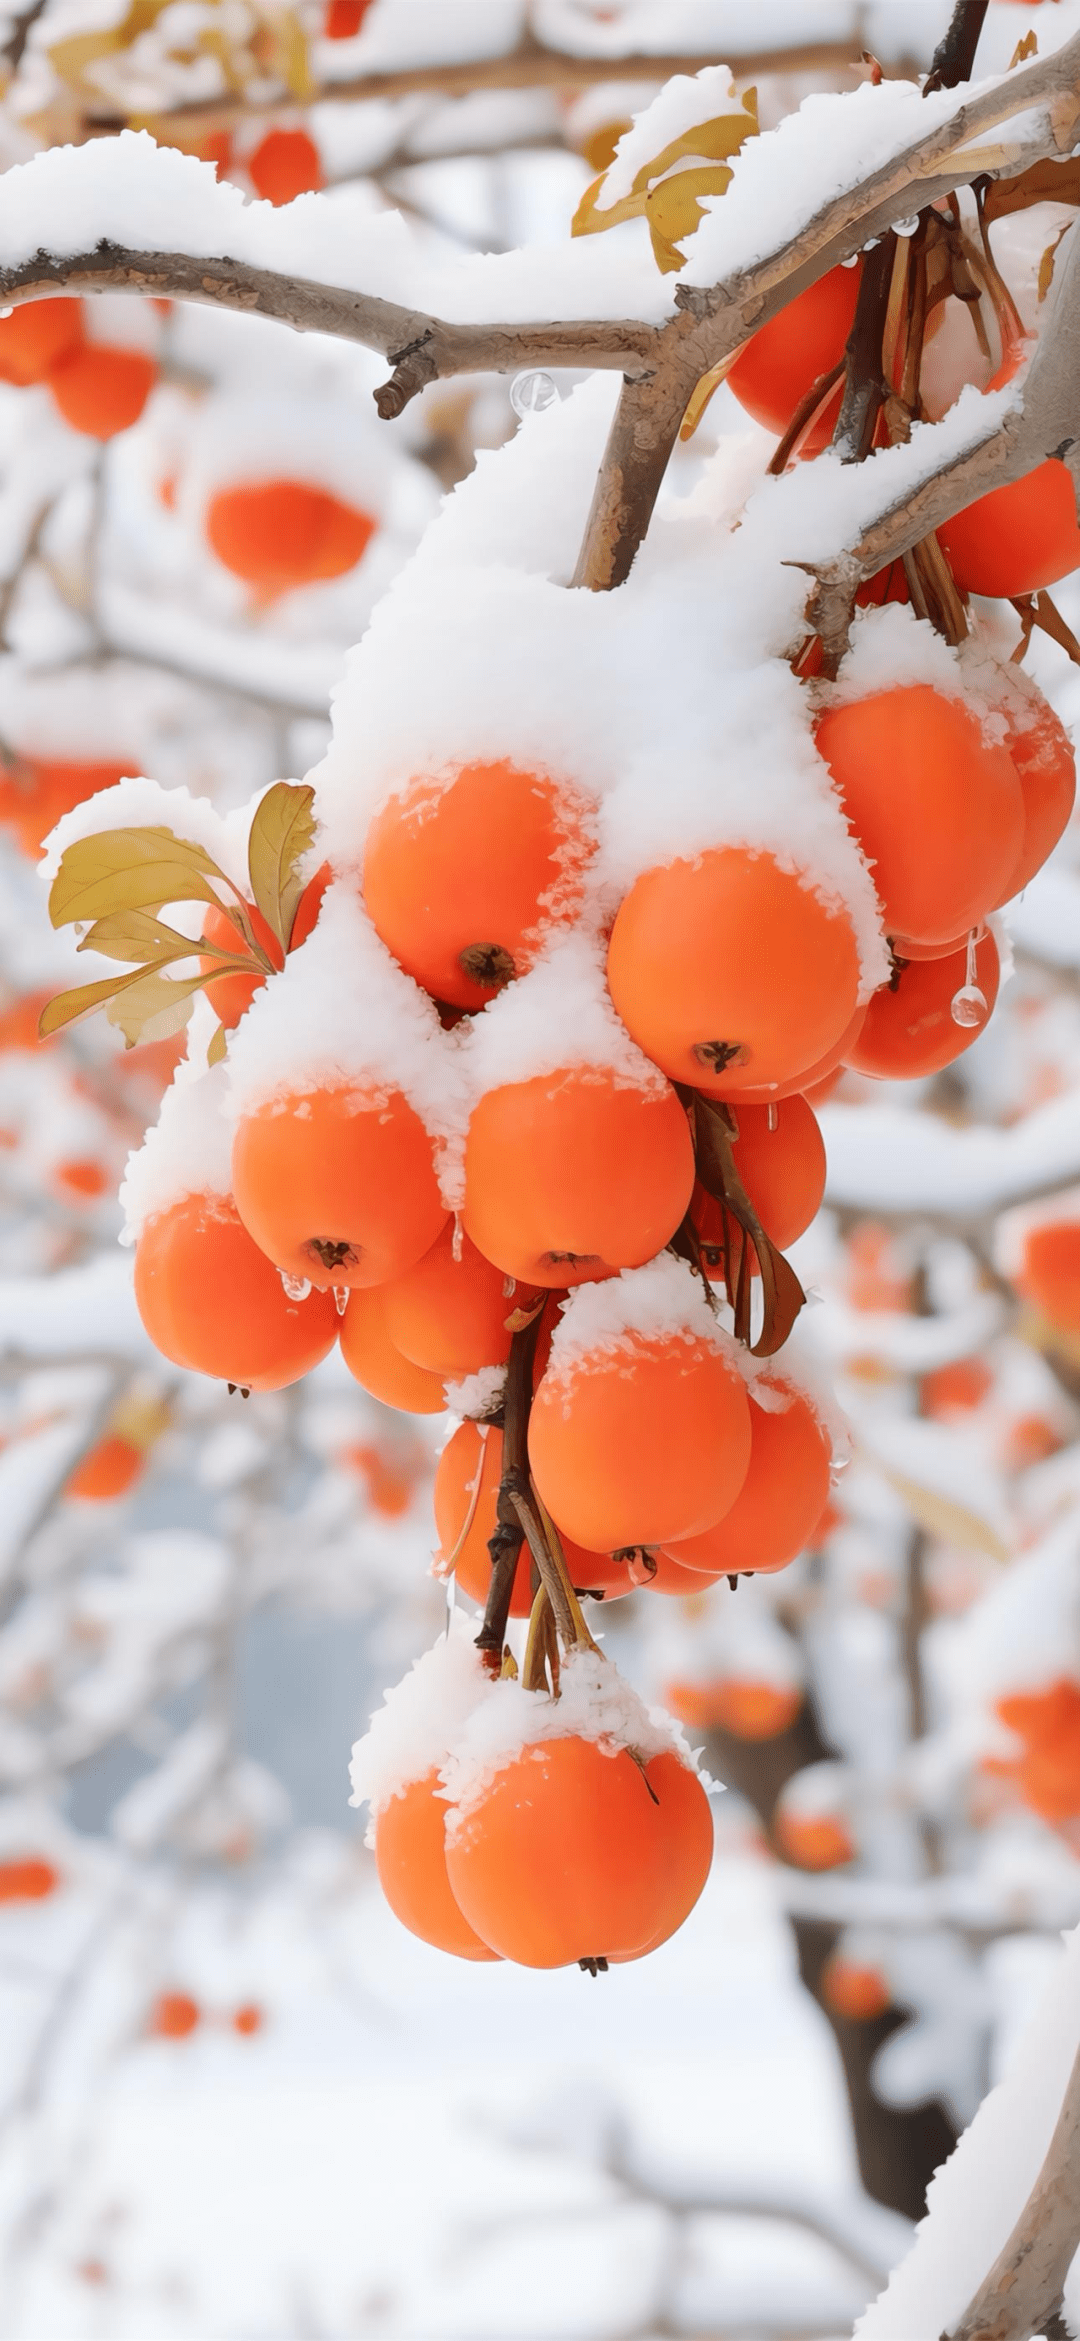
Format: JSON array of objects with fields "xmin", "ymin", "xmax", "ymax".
[
  {"xmin": 1009, "ymin": 29, "xmax": 1038, "ymax": 70},
  {"xmin": 49, "ymin": 827, "xmax": 229, "ymax": 932},
  {"xmin": 679, "ymin": 348, "xmax": 744, "ymax": 441},
  {"xmin": 980, "ymin": 156, "xmax": 1080, "ymax": 228},
  {"xmin": 571, "ymin": 89, "xmax": 758, "ymax": 270},
  {"xmin": 1039, "ymin": 221, "xmax": 1073, "ymax": 301},
  {"xmin": 878, "ymin": 1467, "xmax": 1009, "ymax": 1561},
  {"xmin": 207, "ymin": 1022, "xmax": 228, "ymax": 1068},
  {"xmin": 38, "ymin": 963, "xmax": 167, "ymax": 1039},
  {"xmin": 691, "ymin": 1096, "xmax": 807, "ymax": 1356},
  {"xmin": 246, "ymin": 783, "xmax": 316, "ymax": 955},
  {"xmin": 48, "ymin": 0, "xmax": 171, "ymax": 94},
  {"xmin": 78, "ymin": 909, "xmax": 205, "ymax": 966}
]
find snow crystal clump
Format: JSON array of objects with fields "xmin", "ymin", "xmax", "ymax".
[
  {"xmin": 826, "ymin": 603, "xmax": 965, "ymax": 705},
  {"xmin": 348, "ymin": 1614, "xmax": 489, "ymax": 1831},
  {"xmin": 41, "ymin": 777, "xmax": 247, "ymax": 895},
  {"xmin": 445, "ymin": 1365, "xmax": 506, "ymax": 1422},
  {"xmin": 119, "ymin": 1054, "xmax": 233, "ymax": 1241},
  {"xmin": 545, "ymin": 1254, "xmax": 737, "ymax": 1382},
  {"xmin": 440, "ymin": 1646, "xmax": 708, "ymax": 1834},
  {"xmin": 463, "ymin": 931, "xmax": 670, "ymax": 1101}
]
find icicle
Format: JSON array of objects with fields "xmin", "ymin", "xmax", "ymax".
[
  {"xmin": 332, "ymin": 1285, "xmax": 349, "ymax": 1317},
  {"xmin": 502, "ymin": 1275, "xmax": 517, "ymax": 1299},
  {"xmin": 279, "ymin": 1270, "xmax": 311, "ymax": 1302},
  {"xmin": 951, "ymin": 926, "xmax": 989, "ymax": 1030},
  {"xmin": 766, "ymin": 1101, "xmax": 778, "ymax": 1133},
  {"xmin": 452, "ymin": 1212, "xmax": 464, "ymax": 1263}
]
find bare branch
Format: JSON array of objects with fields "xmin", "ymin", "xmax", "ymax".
[
  {"xmin": 925, "ymin": 1, "xmax": 991, "ymax": 99},
  {"xmin": 946, "ymin": 2042, "xmax": 1080, "ymax": 2341}
]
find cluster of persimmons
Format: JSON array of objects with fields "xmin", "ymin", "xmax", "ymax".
[{"xmin": 36, "ymin": 170, "xmax": 1080, "ymax": 1970}]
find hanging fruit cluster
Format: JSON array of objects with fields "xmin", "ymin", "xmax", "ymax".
[{"xmin": 32, "ymin": 82, "xmax": 1080, "ymax": 1974}]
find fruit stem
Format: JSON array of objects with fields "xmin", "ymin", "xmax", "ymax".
[
  {"xmin": 508, "ymin": 1487, "xmax": 598, "ymax": 1660},
  {"xmin": 475, "ymin": 1314, "xmax": 541, "ymax": 1675}
]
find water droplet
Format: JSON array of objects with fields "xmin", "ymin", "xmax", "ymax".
[
  {"xmin": 280, "ymin": 1270, "xmax": 311, "ymax": 1301},
  {"xmin": 951, "ymin": 984, "xmax": 988, "ymax": 1030},
  {"xmin": 332, "ymin": 1285, "xmax": 349, "ymax": 1317},
  {"xmin": 891, "ymin": 216, "xmax": 920, "ymax": 238},
  {"xmin": 861, "ymin": 236, "xmax": 880, "ymax": 252},
  {"xmin": 840, "ymin": 254, "xmax": 860, "ymax": 269},
  {"xmin": 510, "ymin": 370, "xmax": 559, "ymax": 418},
  {"xmin": 502, "ymin": 1275, "xmax": 516, "ymax": 1299}
]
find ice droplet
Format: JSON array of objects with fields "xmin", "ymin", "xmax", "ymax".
[
  {"xmin": 510, "ymin": 370, "xmax": 558, "ymax": 417},
  {"xmin": 951, "ymin": 984, "xmax": 988, "ymax": 1029},
  {"xmin": 503, "ymin": 1275, "xmax": 516, "ymax": 1299},
  {"xmin": 279, "ymin": 1271, "xmax": 311, "ymax": 1301},
  {"xmin": 332, "ymin": 1285, "xmax": 349, "ymax": 1317},
  {"xmin": 766, "ymin": 1101, "xmax": 779, "ymax": 1133},
  {"xmin": 891, "ymin": 216, "xmax": 920, "ymax": 238},
  {"xmin": 452, "ymin": 1212, "xmax": 464, "ymax": 1264}
]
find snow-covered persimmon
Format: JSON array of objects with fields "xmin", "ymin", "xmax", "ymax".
[
  {"xmin": 528, "ymin": 1329, "xmax": 751, "ymax": 1553},
  {"xmin": 0, "ymin": 1856, "xmax": 59, "ymax": 1902},
  {"xmin": 382, "ymin": 1222, "xmax": 515, "ymax": 1378},
  {"xmin": 775, "ymin": 1809, "xmax": 854, "ymax": 1871},
  {"xmin": 1012, "ymin": 1218, "xmax": 1080, "ymax": 1332},
  {"xmin": 373, "ymin": 1772, "xmax": 501, "ymax": 1961},
  {"xmin": 339, "ymin": 1286, "xmax": 447, "ymax": 1413},
  {"xmin": 206, "ymin": 482, "xmax": 376, "ymax": 594},
  {"xmin": 231, "ymin": 1084, "xmax": 448, "ymax": 1290},
  {"xmin": 846, "ymin": 931, "xmax": 1000, "ymax": 1080},
  {"xmin": 463, "ymin": 1067, "xmax": 694, "ymax": 1287},
  {"xmin": 48, "ymin": 345, "xmax": 158, "ymax": 439},
  {"xmin": 994, "ymin": 1680, "xmax": 1080, "ymax": 1823},
  {"xmin": 362, "ymin": 762, "xmax": 596, "ymax": 1010},
  {"xmin": 937, "ymin": 459, "xmax": 1080, "ymax": 600},
  {"xmin": 821, "ymin": 1953, "xmax": 891, "ymax": 2022},
  {"xmin": 134, "ymin": 1193, "xmax": 338, "ymax": 1389},
  {"xmin": 607, "ymin": 848, "xmax": 861, "ymax": 1097},
  {"xmin": 444, "ymin": 1736, "xmax": 712, "ymax": 1968},
  {"xmin": 665, "ymin": 1678, "xmax": 802, "ymax": 1738},
  {"xmin": 726, "ymin": 264, "xmax": 860, "ymax": 453},
  {"xmin": 66, "ymin": 1434, "xmax": 144, "ymax": 1503},
  {"xmin": 665, "ymin": 1381, "xmax": 831, "ymax": 1576},
  {"xmin": 814, "ymin": 686, "xmax": 1024, "ymax": 947},
  {"xmin": 248, "ymin": 128, "xmax": 323, "ymax": 204},
  {"xmin": 993, "ymin": 688, "xmax": 1076, "ymax": 905},
  {"xmin": 0, "ymin": 295, "xmax": 83, "ymax": 385}
]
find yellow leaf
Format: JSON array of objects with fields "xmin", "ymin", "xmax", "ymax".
[
  {"xmin": 1009, "ymin": 29, "xmax": 1038, "ymax": 70},
  {"xmin": 247, "ymin": 783, "xmax": 316, "ymax": 955},
  {"xmin": 48, "ymin": 0, "xmax": 172, "ymax": 94},
  {"xmin": 267, "ymin": 7, "xmax": 315, "ymax": 102},
  {"xmin": 207, "ymin": 1022, "xmax": 228, "ymax": 1068},
  {"xmin": 679, "ymin": 347, "xmax": 745, "ymax": 441},
  {"xmin": 571, "ymin": 86, "xmax": 757, "ymax": 271},
  {"xmin": 49, "ymin": 827, "xmax": 229, "ymax": 931},
  {"xmin": 1039, "ymin": 222, "xmax": 1073, "ymax": 301},
  {"xmin": 880, "ymin": 1468, "xmax": 1010, "ymax": 1561},
  {"xmin": 646, "ymin": 163, "xmax": 738, "ymax": 272},
  {"xmin": 78, "ymin": 909, "xmax": 204, "ymax": 966},
  {"xmin": 38, "ymin": 964, "xmax": 161, "ymax": 1039},
  {"xmin": 980, "ymin": 155, "xmax": 1080, "ymax": 227},
  {"xmin": 105, "ymin": 969, "xmax": 207, "ymax": 1049}
]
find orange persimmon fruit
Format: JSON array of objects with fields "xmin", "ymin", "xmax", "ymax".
[
  {"xmin": 48, "ymin": 345, "xmax": 158, "ymax": 439},
  {"xmin": 666, "ymin": 1380, "xmax": 831, "ymax": 1576},
  {"xmin": 0, "ymin": 1856, "xmax": 59, "ymax": 1901},
  {"xmin": 362, "ymin": 762, "xmax": 596, "ymax": 1010},
  {"xmin": 846, "ymin": 930, "xmax": 1000, "ymax": 1079},
  {"xmin": 463, "ymin": 1067, "xmax": 694, "ymax": 1288},
  {"xmin": 372, "ymin": 1772, "xmax": 501, "ymax": 1961},
  {"xmin": 0, "ymin": 296, "xmax": 83, "ymax": 385},
  {"xmin": 994, "ymin": 687, "xmax": 1076, "ymax": 904},
  {"xmin": 607, "ymin": 848, "xmax": 861, "ymax": 1097},
  {"xmin": 206, "ymin": 481, "xmax": 375, "ymax": 593},
  {"xmin": 821, "ymin": 1952, "xmax": 891, "ymax": 2022},
  {"xmin": 66, "ymin": 1433, "xmax": 144, "ymax": 1502},
  {"xmin": 528, "ymin": 1329, "xmax": 751, "ymax": 1554},
  {"xmin": 938, "ymin": 458, "xmax": 1080, "ymax": 601},
  {"xmin": 727, "ymin": 265, "xmax": 860, "ymax": 455},
  {"xmin": 339, "ymin": 1286, "xmax": 447, "ymax": 1413},
  {"xmin": 135, "ymin": 1192, "xmax": 339, "ymax": 1389},
  {"xmin": 383, "ymin": 1222, "xmax": 516, "ymax": 1377},
  {"xmin": 231, "ymin": 1084, "xmax": 447, "ymax": 1291},
  {"xmin": 1013, "ymin": 1218, "xmax": 1080, "ymax": 1332},
  {"xmin": 248, "ymin": 128, "xmax": 323, "ymax": 204}
]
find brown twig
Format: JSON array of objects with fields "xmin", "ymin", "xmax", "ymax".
[
  {"xmin": 475, "ymin": 1315, "xmax": 541, "ymax": 1673},
  {"xmin": 925, "ymin": 0, "xmax": 991, "ymax": 99},
  {"xmin": 945, "ymin": 2042, "xmax": 1080, "ymax": 2341},
  {"xmin": 833, "ymin": 235, "xmax": 899, "ymax": 464}
]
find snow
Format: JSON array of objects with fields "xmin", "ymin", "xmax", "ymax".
[
  {"xmin": 820, "ymin": 1090, "xmax": 1080, "ymax": 1216},
  {"xmin": 439, "ymin": 1644, "xmax": 705, "ymax": 1830},
  {"xmin": 119, "ymin": 1057, "xmax": 233, "ymax": 1240},
  {"xmin": 544, "ymin": 1254, "xmax": 736, "ymax": 1378},
  {"xmin": 464, "ymin": 932, "xmax": 669, "ymax": 1098},
  {"xmin": 593, "ymin": 66, "xmax": 754, "ymax": 211},
  {"xmin": 348, "ymin": 1612, "xmax": 491, "ymax": 1820},
  {"xmin": 445, "ymin": 1364, "xmax": 507, "ymax": 1421},
  {"xmin": 858, "ymin": 1919, "xmax": 1080, "ymax": 2339}
]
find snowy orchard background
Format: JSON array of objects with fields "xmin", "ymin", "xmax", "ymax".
[{"xmin": 2, "ymin": 1, "xmax": 1080, "ymax": 2336}]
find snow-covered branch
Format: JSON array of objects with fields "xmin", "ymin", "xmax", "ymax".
[{"xmin": 947, "ymin": 2043, "xmax": 1080, "ymax": 2341}]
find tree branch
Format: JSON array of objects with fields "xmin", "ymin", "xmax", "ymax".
[
  {"xmin": 925, "ymin": 1, "xmax": 992, "ymax": 99},
  {"xmin": 946, "ymin": 2042, "xmax": 1080, "ymax": 2341}
]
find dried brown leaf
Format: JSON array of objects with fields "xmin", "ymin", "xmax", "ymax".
[
  {"xmin": 980, "ymin": 156, "xmax": 1080, "ymax": 228},
  {"xmin": 49, "ymin": 828, "xmax": 229, "ymax": 931}
]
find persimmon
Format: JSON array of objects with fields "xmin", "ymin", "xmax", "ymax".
[
  {"xmin": 148, "ymin": 1991, "xmax": 200, "ymax": 2039},
  {"xmin": 383, "ymin": 1222, "xmax": 515, "ymax": 1377},
  {"xmin": 938, "ymin": 459, "xmax": 1080, "ymax": 600},
  {"xmin": 775, "ymin": 1808, "xmax": 854, "ymax": 1870},
  {"xmin": 135, "ymin": 1191, "xmax": 339, "ymax": 1389},
  {"xmin": 0, "ymin": 756, "xmax": 130, "ymax": 857},
  {"xmin": 994, "ymin": 689, "xmax": 1076, "ymax": 904},
  {"xmin": 463, "ymin": 1067, "xmax": 694, "ymax": 1288},
  {"xmin": 732, "ymin": 1001, "xmax": 868, "ymax": 1106},
  {"xmin": 1006, "ymin": 1412, "xmax": 1063, "ymax": 1470},
  {"xmin": 444, "ymin": 1736, "xmax": 712, "ymax": 1968},
  {"xmin": 528, "ymin": 1330, "xmax": 751, "ymax": 1553},
  {"xmin": 339, "ymin": 1286, "xmax": 447, "ymax": 1413},
  {"xmin": 847, "ymin": 1221, "xmax": 912, "ymax": 1313},
  {"xmin": 231, "ymin": 1083, "xmax": 447, "ymax": 1290},
  {"xmin": 846, "ymin": 930, "xmax": 1000, "ymax": 1080},
  {"xmin": 248, "ymin": 128, "xmax": 323, "ymax": 205},
  {"xmin": 435, "ymin": 1420, "xmax": 630, "ymax": 1612},
  {"xmin": 48, "ymin": 345, "xmax": 158, "ymax": 439},
  {"xmin": 995, "ymin": 1680, "xmax": 1080, "ymax": 1822},
  {"xmin": 727, "ymin": 264, "xmax": 860, "ymax": 454},
  {"xmin": 642, "ymin": 1551, "xmax": 727, "ymax": 1596},
  {"xmin": 666, "ymin": 1381, "xmax": 831, "ymax": 1576},
  {"xmin": 0, "ymin": 1856, "xmax": 59, "ymax": 1902},
  {"xmin": 363, "ymin": 762, "xmax": 596, "ymax": 1011},
  {"xmin": 692, "ymin": 1093, "xmax": 826, "ymax": 1269},
  {"xmin": 0, "ymin": 295, "xmax": 83, "ymax": 385},
  {"xmin": 821, "ymin": 1952, "xmax": 891, "ymax": 2022},
  {"xmin": 232, "ymin": 2004, "xmax": 264, "ymax": 2034},
  {"xmin": 921, "ymin": 1356, "xmax": 993, "ymax": 1419},
  {"xmin": 373, "ymin": 1771, "xmax": 501, "ymax": 1960},
  {"xmin": 342, "ymin": 1440, "xmax": 424, "ymax": 1515},
  {"xmin": 325, "ymin": 0, "xmax": 372, "ymax": 28},
  {"xmin": 665, "ymin": 1678, "xmax": 802, "ymax": 1737},
  {"xmin": 1013, "ymin": 1218, "xmax": 1080, "ymax": 1332},
  {"xmin": 814, "ymin": 686, "xmax": 1023, "ymax": 946},
  {"xmin": 206, "ymin": 481, "xmax": 375, "ymax": 594},
  {"xmin": 54, "ymin": 1156, "xmax": 108, "ymax": 1200},
  {"xmin": 66, "ymin": 1433, "xmax": 144, "ymax": 1502},
  {"xmin": 607, "ymin": 848, "xmax": 861, "ymax": 1098},
  {"xmin": 200, "ymin": 864, "xmax": 328, "ymax": 1028}
]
